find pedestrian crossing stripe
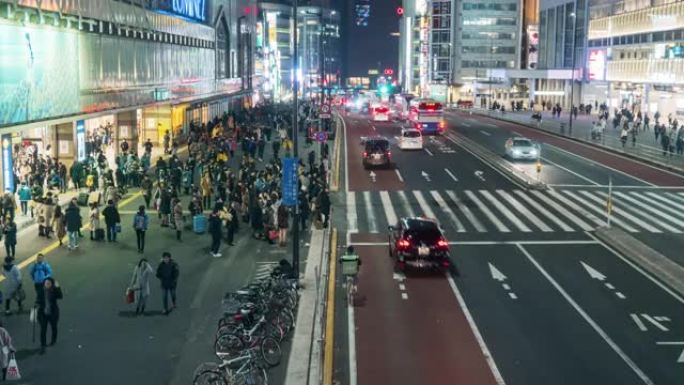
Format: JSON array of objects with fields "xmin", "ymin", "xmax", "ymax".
[
  {"xmin": 347, "ymin": 189, "xmax": 684, "ymax": 234},
  {"xmin": 255, "ymin": 262, "xmax": 280, "ymax": 279}
]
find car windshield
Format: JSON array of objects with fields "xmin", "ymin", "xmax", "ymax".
[
  {"xmin": 366, "ymin": 141, "xmax": 389, "ymax": 152},
  {"xmin": 513, "ymin": 139, "xmax": 533, "ymax": 147},
  {"xmin": 403, "ymin": 131, "xmax": 421, "ymax": 138}
]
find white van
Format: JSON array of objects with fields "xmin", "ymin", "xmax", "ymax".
[{"xmin": 399, "ymin": 128, "xmax": 423, "ymax": 150}]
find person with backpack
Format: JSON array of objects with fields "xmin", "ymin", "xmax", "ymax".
[
  {"xmin": 102, "ymin": 200, "xmax": 121, "ymax": 242},
  {"xmin": 29, "ymin": 253, "xmax": 52, "ymax": 296},
  {"xmin": 156, "ymin": 252, "xmax": 179, "ymax": 315},
  {"xmin": 133, "ymin": 206, "xmax": 149, "ymax": 253}
]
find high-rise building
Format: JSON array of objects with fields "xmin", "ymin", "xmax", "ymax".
[{"xmin": 355, "ymin": 0, "xmax": 371, "ymax": 26}]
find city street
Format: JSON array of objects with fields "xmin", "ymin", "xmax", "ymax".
[{"xmin": 332, "ymin": 111, "xmax": 684, "ymax": 385}]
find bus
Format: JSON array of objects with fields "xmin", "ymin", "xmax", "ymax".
[{"xmin": 408, "ymin": 98, "xmax": 446, "ymax": 134}]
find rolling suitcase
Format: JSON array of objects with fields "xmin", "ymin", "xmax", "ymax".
[
  {"xmin": 89, "ymin": 191, "xmax": 101, "ymax": 206},
  {"xmin": 94, "ymin": 228, "xmax": 105, "ymax": 241},
  {"xmin": 193, "ymin": 215, "xmax": 207, "ymax": 234},
  {"xmin": 77, "ymin": 192, "xmax": 89, "ymax": 207}
]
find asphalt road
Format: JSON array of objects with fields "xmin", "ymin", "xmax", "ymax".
[{"xmin": 332, "ymin": 110, "xmax": 684, "ymax": 385}]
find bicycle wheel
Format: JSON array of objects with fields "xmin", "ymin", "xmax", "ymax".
[
  {"xmin": 215, "ymin": 333, "xmax": 244, "ymax": 355},
  {"xmin": 260, "ymin": 336, "xmax": 282, "ymax": 367},
  {"xmin": 193, "ymin": 369, "xmax": 228, "ymax": 385}
]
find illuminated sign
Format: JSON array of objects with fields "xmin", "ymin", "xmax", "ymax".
[
  {"xmin": 156, "ymin": 0, "xmax": 206, "ymax": 22},
  {"xmin": 588, "ymin": 49, "xmax": 606, "ymax": 81},
  {"xmin": 76, "ymin": 120, "xmax": 86, "ymax": 161},
  {"xmin": 527, "ymin": 25, "xmax": 539, "ymax": 69},
  {"xmin": 368, "ymin": 69, "xmax": 379, "ymax": 75},
  {"xmin": 1, "ymin": 134, "xmax": 12, "ymax": 192}
]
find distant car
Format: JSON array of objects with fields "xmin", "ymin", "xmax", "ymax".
[
  {"xmin": 398, "ymin": 128, "xmax": 423, "ymax": 150},
  {"xmin": 371, "ymin": 105, "xmax": 390, "ymax": 122},
  {"xmin": 362, "ymin": 137, "xmax": 391, "ymax": 169},
  {"xmin": 388, "ymin": 217, "xmax": 453, "ymax": 273},
  {"xmin": 505, "ymin": 137, "xmax": 540, "ymax": 161}
]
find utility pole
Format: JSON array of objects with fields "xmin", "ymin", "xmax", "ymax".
[
  {"xmin": 568, "ymin": 5, "xmax": 578, "ymax": 135},
  {"xmin": 292, "ymin": 0, "xmax": 301, "ymax": 280}
]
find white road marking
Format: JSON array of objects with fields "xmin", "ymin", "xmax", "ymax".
[
  {"xmin": 605, "ymin": 282, "xmax": 614, "ymax": 289},
  {"xmin": 394, "ymin": 169, "xmax": 404, "ymax": 182},
  {"xmin": 616, "ymin": 292, "xmax": 626, "ymax": 299},
  {"xmin": 554, "ymin": 190, "xmax": 609, "ymax": 228},
  {"xmin": 363, "ymin": 191, "xmax": 378, "ymax": 233},
  {"xmin": 667, "ymin": 192, "xmax": 684, "ymax": 205},
  {"xmin": 446, "ymin": 190, "xmax": 486, "ymax": 232},
  {"xmin": 465, "ymin": 190, "xmax": 510, "ymax": 232},
  {"xmin": 496, "ymin": 190, "xmax": 552, "ymax": 232},
  {"xmin": 348, "ymin": 300, "xmax": 357, "ymax": 385},
  {"xmin": 631, "ymin": 313, "xmax": 648, "ymax": 331},
  {"xmin": 431, "ymin": 191, "xmax": 465, "ymax": 232},
  {"xmin": 424, "ymin": 147, "xmax": 434, "ymax": 156},
  {"xmin": 399, "ymin": 284, "xmax": 406, "ymax": 291},
  {"xmin": 520, "ymin": 244, "xmax": 655, "ymax": 385},
  {"xmin": 508, "ymin": 293, "xmax": 518, "ymax": 300},
  {"xmin": 481, "ymin": 190, "xmax": 532, "ymax": 232},
  {"xmin": 532, "ymin": 190, "xmax": 595, "ymax": 231},
  {"xmin": 655, "ymin": 316, "xmax": 671, "ymax": 322},
  {"xmin": 480, "ymin": 130, "xmax": 491, "ymax": 136},
  {"xmin": 380, "ymin": 191, "xmax": 398, "ymax": 227},
  {"xmin": 641, "ymin": 314, "xmax": 669, "ymax": 332},
  {"xmin": 397, "ymin": 191, "xmax": 416, "ymax": 217},
  {"xmin": 347, "ymin": 192, "xmax": 358, "ymax": 233},
  {"xmin": 613, "ymin": 192, "xmax": 684, "ymax": 232},
  {"xmin": 413, "ymin": 190, "xmax": 437, "ymax": 219},
  {"xmin": 401, "ymin": 293, "xmax": 408, "ymax": 300},
  {"xmin": 513, "ymin": 190, "xmax": 574, "ymax": 232},
  {"xmin": 446, "ymin": 274, "xmax": 507, "ymax": 385},
  {"xmin": 580, "ymin": 190, "xmax": 657, "ymax": 232},
  {"xmin": 444, "ymin": 168, "xmax": 459, "ymax": 182},
  {"xmin": 502, "ymin": 283, "xmax": 511, "ymax": 290},
  {"xmin": 655, "ymin": 342, "xmax": 684, "ymax": 363},
  {"xmin": 641, "ymin": 192, "xmax": 684, "ymax": 221},
  {"xmin": 541, "ymin": 156, "xmax": 601, "ymax": 186}
]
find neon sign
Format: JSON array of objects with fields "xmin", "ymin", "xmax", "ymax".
[{"xmin": 163, "ymin": 0, "xmax": 206, "ymax": 21}]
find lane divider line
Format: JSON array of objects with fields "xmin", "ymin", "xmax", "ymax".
[
  {"xmin": 323, "ymin": 228, "xmax": 337, "ymax": 385},
  {"xmin": 394, "ymin": 169, "xmax": 404, "ymax": 183}
]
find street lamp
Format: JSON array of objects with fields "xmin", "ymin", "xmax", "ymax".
[{"xmin": 568, "ymin": 8, "xmax": 578, "ymax": 135}]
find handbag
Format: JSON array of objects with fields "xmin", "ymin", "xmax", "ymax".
[
  {"xmin": 115, "ymin": 223, "xmax": 122, "ymax": 233},
  {"xmin": 29, "ymin": 307, "xmax": 36, "ymax": 324},
  {"xmin": 125, "ymin": 288, "xmax": 134, "ymax": 304},
  {"xmin": 13, "ymin": 286, "xmax": 25, "ymax": 302},
  {"xmin": 6, "ymin": 354, "xmax": 19, "ymax": 380}
]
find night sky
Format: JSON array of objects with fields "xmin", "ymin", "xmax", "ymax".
[{"xmin": 338, "ymin": 0, "xmax": 401, "ymax": 77}]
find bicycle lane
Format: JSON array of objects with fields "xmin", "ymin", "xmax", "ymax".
[
  {"xmin": 350, "ymin": 233, "xmax": 499, "ymax": 385},
  {"xmin": 453, "ymin": 111, "xmax": 684, "ymax": 187}
]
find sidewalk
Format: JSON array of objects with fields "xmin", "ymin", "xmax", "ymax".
[{"xmin": 465, "ymin": 108, "xmax": 684, "ymax": 173}]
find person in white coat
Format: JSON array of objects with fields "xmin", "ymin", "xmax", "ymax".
[
  {"xmin": 2, "ymin": 258, "xmax": 22, "ymax": 315},
  {"xmin": 130, "ymin": 258, "xmax": 153, "ymax": 315},
  {"xmin": 0, "ymin": 321, "xmax": 15, "ymax": 380}
]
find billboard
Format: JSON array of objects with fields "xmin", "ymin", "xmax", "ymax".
[
  {"xmin": 527, "ymin": 25, "xmax": 539, "ymax": 69},
  {"xmin": 1, "ymin": 134, "xmax": 13, "ymax": 193},
  {"xmin": 588, "ymin": 49, "xmax": 607, "ymax": 81}
]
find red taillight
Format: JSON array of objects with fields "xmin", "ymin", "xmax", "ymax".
[
  {"xmin": 397, "ymin": 239, "xmax": 411, "ymax": 250},
  {"xmin": 439, "ymin": 121, "xmax": 446, "ymax": 130},
  {"xmin": 442, "ymin": 260, "xmax": 450, "ymax": 268},
  {"xmin": 436, "ymin": 238, "xmax": 449, "ymax": 250},
  {"xmin": 363, "ymin": 151, "xmax": 368, "ymax": 157},
  {"xmin": 234, "ymin": 314, "xmax": 244, "ymax": 321},
  {"xmin": 386, "ymin": 151, "xmax": 391, "ymax": 157}
]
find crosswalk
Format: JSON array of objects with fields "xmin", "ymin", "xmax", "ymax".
[{"xmin": 347, "ymin": 189, "xmax": 684, "ymax": 234}]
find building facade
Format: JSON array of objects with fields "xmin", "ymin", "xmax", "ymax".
[{"xmin": 0, "ymin": 0, "xmax": 256, "ymax": 190}]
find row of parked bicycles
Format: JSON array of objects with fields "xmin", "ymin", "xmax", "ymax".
[{"xmin": 192, "ymin": 261, "xmax": 299, "ymax": 385}]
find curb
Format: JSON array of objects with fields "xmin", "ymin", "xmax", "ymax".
[
  {"xmin": 465, "ymin": 109, "xmax": 684, "ymax": 177},
  {"xmin": 594, "ymin": 227, "xmax": 684, "ymax": 297}
]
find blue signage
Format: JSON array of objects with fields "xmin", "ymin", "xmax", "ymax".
[
  {"xmin": 1, "ymin": 134, "xmax": 13, "ymax": 193},
  {"xmin": 76, "ymin": 120, "xmax": 86, "ymax": 161},
  {"xmin": 282, "ymin": 157, "xmax": 299, "ymax": 206},
  {"xmin": 156, "ymin": 0, "xmax": 206, "ymax": 21}
]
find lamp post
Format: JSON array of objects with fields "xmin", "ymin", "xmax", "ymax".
[
  {"xmin": 292, "ymin": 0, "xmax": 301, "ymax": 280},
  {"xmin": 568, "ymin": 8, "xmax": 578, "ymax": 135}
]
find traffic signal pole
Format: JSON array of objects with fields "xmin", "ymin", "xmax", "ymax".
[{"xmin": 292, "ymin": 0, "xmax": 300, "ymax": 281}]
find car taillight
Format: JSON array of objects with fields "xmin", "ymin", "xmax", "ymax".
[
  {"xmin": 234, "ymin": 313, "xmax": 244, "ymax": 321},
  {"xmin": 363, "ymin": 151, "xmax": 368, "ymax": 157},
  {"xmin": 386, "ymin": 151, "xmax": 391, "ymax": 157},
  {"xmin": 441, "ymin": 260, "xmax": 450, "ymax": 268},
  {"xmin": 397, "ymin": 239, "xmax": 411, "ymax": 250},
  {"xmin": 436, "ymin": 238, "xmax": 449, "ymax": 250},
  {"xmin": 439, "ymin": 121, "xmax": 446, "ymax": 130}
]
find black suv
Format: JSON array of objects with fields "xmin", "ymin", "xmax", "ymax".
[
  {"xmin": 362, "ymin": 137, "xmax": 391, "ymax": 169},
  {"xmin": 388, "ymin": 217, "xmax": 453, "ymax": 273}
]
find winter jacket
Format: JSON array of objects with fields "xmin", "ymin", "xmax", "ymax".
[
  {"xmin": 2, "ymin": 263, "xmax": 21, "ymax": 299},
  {"xmin": 133, "ymin": 213, "xmax": 149, "ymax": 231},
  {"xmin": 36, "ymin": 285, "xmax": 63, "ymax": 317},
  {"xmin": 3, "ymin": 222, "xmax": 16, "ymax": 246},
  {"xmin": 64, "ymin": 205, "xmax": 82, "ymax": 232},
  {"xmin": 156, "ymin": 260, "xmax": 179, "ymax": 289},
  {"xmin": 130, "ymin": 262, "xmax": 153, "ymax": 297},
  {"xmin": 102, "ymin": 205, "xmax": 121, "ymax": 226},
  {"xmin": 208, "ymin": 214, "xmax": 222, "ymax": 237},
  {"xmin": 29, "ymin": 261, "xmax": 52, "ymax": 284},
  {"xmin": 17, "ymin": 186, "xmax": 31, "ymax": 201}
]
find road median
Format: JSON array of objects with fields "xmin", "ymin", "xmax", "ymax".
[{"xmin": 595, "ymin": 226, "xmax": 684, "ymax": 297}]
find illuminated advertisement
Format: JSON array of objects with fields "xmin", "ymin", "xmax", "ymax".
[
  {"xmin": 527, "ymin": 25, "xmax": 539, "ymax": 69},
  {"xmin": 76, "ymin": 120, "xmax": 86, "ymax": 161},
  {"xmin": 588, "ymin": 49, "xmax": 607, "ymax": 81},
  {"xmin": 154, "ymin": 0, "xmax": 207, "ymax": 22},
  {"xmin": 419, "ymin": 17, "xmax": 429, "ymax": 96},
  {"xmin": 1, "ymin": 134, "xmax": 13, "ymax": 192}
]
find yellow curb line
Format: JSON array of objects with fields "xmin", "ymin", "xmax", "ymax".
[
  {"xmin": 330, "ymin": 115, "xmax": 342, "ymax": 192},
  {"xmin": 323, "ymin": 228, "xmax": 338, "ymax": 385}
]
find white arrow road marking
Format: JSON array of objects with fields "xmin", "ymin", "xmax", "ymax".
[
  {"xmin": 489, "ymin": 263, "xmax": 507, "ymax": 282},
  {"xmin": 480, "ymin": 130, "xmax": 491, "ymax": 136},
  {"xmin": 631, "ymin": 313, "xmax": 648, "ymax": 331},
  {"xmin": 369, "ymin": 171, "xmax": 376, "ymax": 182},
  {"xmin": 445, "ymin": 168, "xmax": 459, "ymax": 182},
  {"xmin": 421, "ymin": 171, "xmax": 431, "ymax": 182},
  {"xmin": 641, "ymin": 314, "xmax": 670, "ymax": 332},
  {"xmin": 474, "ymin": 170, "xmax": 485, "ymax": 181},
  {"xmin": 581, "ymin": 262, "xmax": 607, "ymax": 281},
  {"xmin": 394, "ymin": 169, "xmax": 404, "ymax": 182},
  {"xmin": 656, "ymin": 342, "xmax": 684, "ymax": 363}
]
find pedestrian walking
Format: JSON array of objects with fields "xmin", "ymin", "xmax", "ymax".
[
  {"xmin": 64, "ymin": 201, "xmax": 81, "ymax": 250},
  {"xmin": 17, "ymin": 182, "xmax": 30, "ymax": 216},
  {"xmin": 0, "ymin": 321, "xmax": 15, "ymax": 380},
  {"xmin": 173, "ymin": 199, "xmax": 184, "ymax": 241},
  {"xmin": 89, "ymin": 202, "xmax": 101, "ymax": 240},
  {"xmin": 129, "ymin": 258, "xmax": 153, "ymax": 315},
  {"xmin": 141, "ymin": 176, "xmax": 153, "ymax": 209},
  {"xmin": 29, "ymin": 254, "xmax": 52, "ymax": 296},
  {"xmin": 620, "ymin": 124, "xmax": 629, "ymax": 148},
  {"xmin": 208, "ymin": 210, "xmax": 222, "ymax": 257},
  {"xmin": 102, "ymin": 200, "xmax": 121, "ymax": 242},
  {"xmin": 133, "ymin": 206, "xmax": 149, "ymax": 253},
  {"xmin": 36, "ymin": 277, "xmax": 62, "ymax": 354},
  {"xmin": 277, "ymin": 203, "xmax": 288, "ymax": 247},
  {"xmin": 156, "ymin": 252, "xmax": 179, "ymax": 315},
  {"xmin": 3, "ymin": 220, "xmax": 16, "ymax": 259},
  {"xmin": 52, "ymin": 206, "xmax": 66, "ymax": 246},
  {"xmin": 2, "ymin": 258, "xmax": 22, "ymax": 315},
  {"xmin": 200, "ymin": 173, "xmax": 212, "ymax": 209}
]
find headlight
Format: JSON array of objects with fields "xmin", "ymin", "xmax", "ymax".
[
  {"xmin": 512, "ymin": 149, "xmax": 522, "ymax": 156},
  {"xmin": 530, "ymin": 149, "xmax": 538, "ymax": 156}
]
